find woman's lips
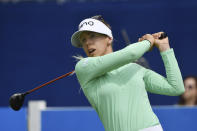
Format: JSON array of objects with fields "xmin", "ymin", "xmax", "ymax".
[{"xmin": 88, "ymin": 49, "xmax": 96, "ymax": 54}]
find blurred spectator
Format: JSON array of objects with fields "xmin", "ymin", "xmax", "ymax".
[{"xmin": 178, "ymin": 76, "xmax": 197, "ymax": 106}]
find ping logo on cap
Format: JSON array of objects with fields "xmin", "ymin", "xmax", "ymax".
[{"xmin": 79, "ymin": 21, "xmax": 94, "ymax": 29}]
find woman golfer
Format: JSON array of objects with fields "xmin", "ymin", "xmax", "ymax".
[{"xmin": 71, "ymin": 15, "xmax": 185, "ymax": 131}]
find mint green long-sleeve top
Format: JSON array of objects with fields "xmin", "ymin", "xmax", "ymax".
[{"xmin": 75, "ymin": 40, "xmax": 185, "ymax": 131}]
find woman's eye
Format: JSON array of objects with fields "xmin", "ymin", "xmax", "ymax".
[
  {"xmin": 188, "ymin": 85, "xmax": 193, "ymax": 90},
  {"xmin": 82, "ymin": 38, "xmax": 86, "ymax": 43},
  {"xmin": 90, "ymin": 34, "xmax": 96, "ymax": 38}
]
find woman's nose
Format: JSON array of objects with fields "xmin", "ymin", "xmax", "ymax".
[{"xmin": 86, "ymin": 38, "xmax": 93, "ymax": 45}]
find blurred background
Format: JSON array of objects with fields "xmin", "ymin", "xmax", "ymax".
[
  {"xmin": 1, "ymin": 0, "xmax": 197, "ymax": 130},
  {"xmin": 2, "ymin": 0, "xmax": 197, "ymax": 107}
]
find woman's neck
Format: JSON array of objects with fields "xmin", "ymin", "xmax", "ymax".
[
  {"xmin": 185, "ymin": 98, "xmax": 196, "ymax": 106},
  {"xmin": 104, "ymin": 45, "xmax": 113, "ymax": 55}
]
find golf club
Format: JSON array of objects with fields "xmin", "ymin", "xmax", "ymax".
[{"xmin": 9, "ymin": 70, "xmax": 75, "ymax": 111}]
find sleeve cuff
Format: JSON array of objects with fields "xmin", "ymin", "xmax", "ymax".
[
  {"xmin": 160, "ymin": 48, "xmax": 173, "ymax": 56},
  {"xmin": 143, "ymin": 40, "xmax": 151, "ymax": 49}
]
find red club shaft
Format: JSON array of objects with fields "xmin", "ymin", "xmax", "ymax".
[{"xmin": 25, "ymin": 70, "xmax": 75, "ymax": 95}]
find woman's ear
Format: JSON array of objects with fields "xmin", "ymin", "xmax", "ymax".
[{"xmin": 107, "ymin": 37, "xmax": 113, "ymax": 46}]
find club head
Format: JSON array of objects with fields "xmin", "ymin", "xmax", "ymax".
[{"xmin": 9, "ymin": 93, "xmax": 26, "ymax": 111}]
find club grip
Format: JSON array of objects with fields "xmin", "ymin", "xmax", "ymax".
[{"xmin": 159, "ymin": 32, "xmax": 168, "ymax": 40}]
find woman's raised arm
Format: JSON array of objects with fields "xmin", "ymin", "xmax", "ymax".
[
  {"xmin": 75, "ymin": 40, "xmax": 151, "ymax": 86},
  {"xmin": 142, "ymin": 32, "xmax": 185, "ymax": 95}
]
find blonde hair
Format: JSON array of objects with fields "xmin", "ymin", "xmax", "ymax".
[
  {"xmin": 72, "ymin": 55, "xmax": 84, "ymax": 93},
  {"xmin": 72, "ymin": 55, "xmax": 84, "ymax": 61}
]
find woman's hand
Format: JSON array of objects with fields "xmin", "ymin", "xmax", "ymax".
[
  {"xmin": 138, "ymin": 34, "xmax": 155, "ymax": 51},
  {"xmin": 152, "ymin": 32, "xmax": 170, "ymax": 52}
]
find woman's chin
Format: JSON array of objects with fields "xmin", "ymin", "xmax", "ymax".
[
  {"xmin": 90, "ymin": 53, "xmax": 98, "ymax": 57},
  {"xmin": 87, "ymin": 52, "xmax": 101, "ymax": 57},
  {"xmin": 88, "ymin": 53, "xmax": 96, "ymax": 57}
]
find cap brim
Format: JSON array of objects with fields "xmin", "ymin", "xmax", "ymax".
[{"xmin": 71, "ymin": 31, "xmax": 83, "ymax": 48}]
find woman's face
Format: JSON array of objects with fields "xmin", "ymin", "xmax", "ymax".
[
  {"xmin": 182, "ymin": 77, "xmax": 197, "ymax": 100},
  {"xmin": 79, "ymin": 31, "xmax": 112, "ymax": 57}
]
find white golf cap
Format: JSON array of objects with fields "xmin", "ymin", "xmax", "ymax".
[{"xmin": 71, "ymin": 18, "xmax": 113, "ymax": 48}]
